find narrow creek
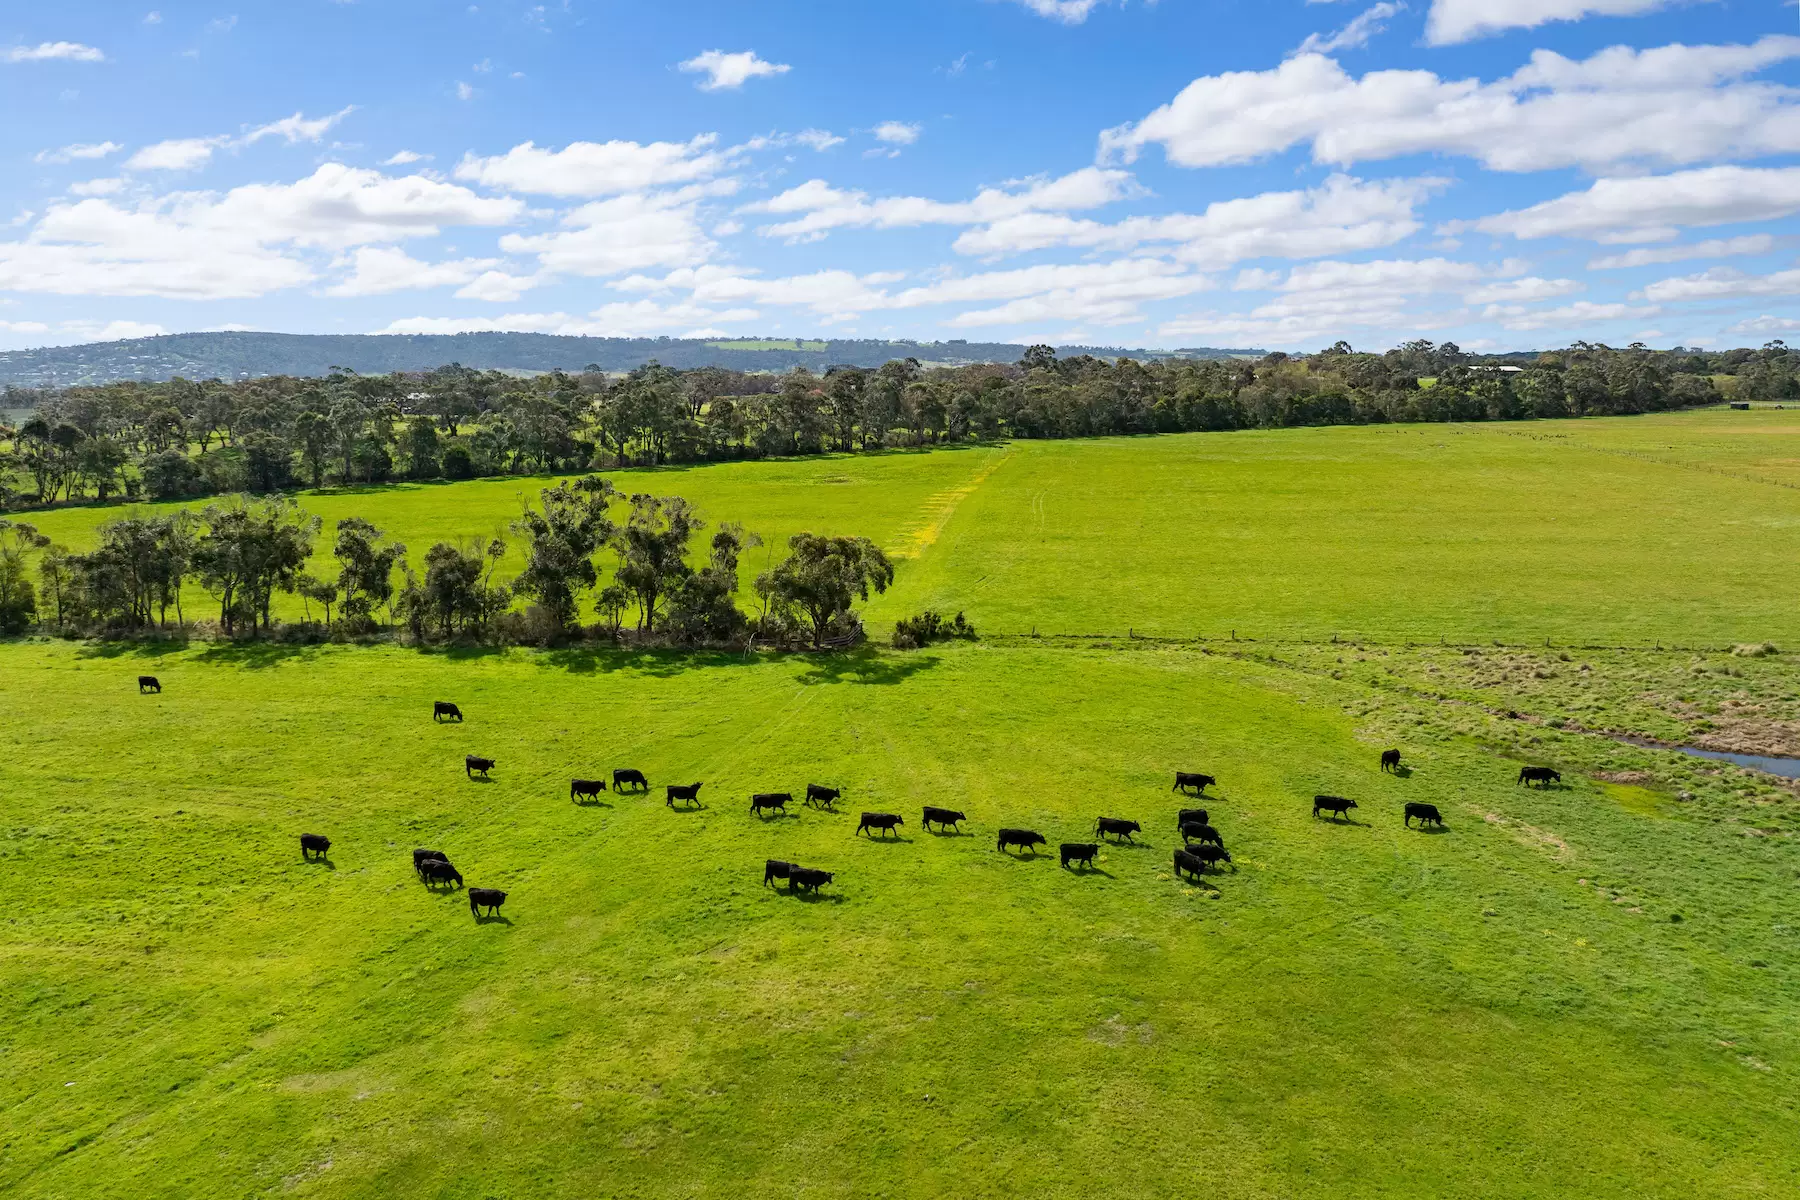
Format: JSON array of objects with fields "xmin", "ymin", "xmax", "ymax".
[{"xmin": 1610, "ymin": 734, "xmax": 1800, "ymax": 779}]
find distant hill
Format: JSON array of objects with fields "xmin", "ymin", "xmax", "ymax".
[{"xmin": 0, "ymin": 331, "xmax": 1267, "ymax": 387}]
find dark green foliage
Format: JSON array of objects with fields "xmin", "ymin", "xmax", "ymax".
[
  {"xmin": 892, "ymin": 609, "xmax": 976, "ymax": 649},
  {"xmin": 0, "ymin": 518, "xmax": 48, "ymax": 633},
  {"xmin": 191, "ymin": 496, "xmax": 320, "ymax": 634},
  {"xmin": 509, "ymin": 476, "xmax": 617, "ymax": 632},
  {"xmin": 140, "ymin": 448, "xmax": 204, "ymax": 500},
  {"xmin": 398, "ymin": 538, "xmax": 509, "ymax": 639},
  {"xmin": 756, "ymin": 532, "xmax": 894, "ymax": 648},
  {"xmin": 612, "ymin": 493, "xmax": 701, "ymax": 632},
  {"xmin": 332, "ymin": 518, "xmax": 406, "ymax": 630},
  {"xmin": 662, "ymin": 522, "xmax": 758, "ymax": 644},
  {"xmin": 440, "ymin": 443, "xmax": 476, "ymax": 480}
]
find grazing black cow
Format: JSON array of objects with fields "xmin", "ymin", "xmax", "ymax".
[
  {"xmin": 922, "ymin": 806, "xmax": 966, "ymax": 832},
  {"xmin": 1177, "ymin": 808, "xmax": 1209, "ymax": 829},
  {"xmin": 138, "ymin": 675, "xmax": 161, "ymax": 694},
  {"xmin": 299, "ymin": 833, "xmax": 330, "ymax": 860},
  {"xmin": 1060, "ymin": 842, "xmax": 1099, "ymax": 869},
  {"xmin": 1173, "ymin": 772, "xmax": 1216, "ymax": 795},
  {"xmin": 1404, "ymin": 802, "xmax": 1444, "ymax": 828},
  {"xmin": 750, "ymin": 793, "xmax": 792, "ymax": 817},
  {"xmin": 613, "ymin": 768, "xmax": 648, "ymax": 792},
  {"xmin": 763, "ymin": 859, "xmax": 796, "ymax": 887},
  {"xmin": 1313, "ymin": 795, "xmax": 1358, "ymax": 820},
  {"xmin": 788, "ymin": 867, "xmax": 834, "ymax": 894},
  {"xmin": 1180, "ymin": 822, "xmax": 1224, "ymax": 847},
  {"xmin": 1189, "ymin": 842, "xmax": 1233, "ymax": 870},
  {"xmin": 1380, "ymin": 748, "xmax": 1402, "ymax": 773},
  {"xmin": 857, "ymin": 812, "xmax": 904, "ymax": 838},
  {"xmin": 1518, "ymin": 766, "xmax": 1561, "ymax": 788},
  {"xmin": 465, "ymin": 755, "xmax": 494, "ymax": 779},
  {"xmin": 997, "ymin": 828, "xmax": 1046, "ymax": 854},
  {"xmin": 666, "ymin": 781, "xmax": 704, "ymax": 807},
  {"xmin": 805, "ymin": 784, "xmax": 842, "ymax": 809},
  {"xmin": 571, "ymin": 779, "xmax": 606, "ymax": 802},
  {"xmin": 413, "ymin": 847, "xmax": 450, "ymax": 874},
  {"xmin": 1173, "ymin": 848, "xmax": 1208, "ymax": 882},
  {"xmin": 469, "ymin": 887, "xmax": 507, "ymax": 916},
  {"xmin": 1096, "ymin": 817, "xmax": 1141, "ymax": 842},
  {"xmin": 420, "ymin": 859, "xmax": 463, "ymax": 888},
  {"xmin": 433, "ymin": 701, "xmax": 463, "ymax": 722}
]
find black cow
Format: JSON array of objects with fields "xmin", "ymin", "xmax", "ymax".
[
  {"xmin": 1060, "ymin": 842, "xmax": 1098, "ymax": 869},
  {"xmin": 420, "ymin": 859, "xmax": 463, "ymax": 888},
  {"xmin": 433, "ymin": 701, "xmax": 463, "ymax": 722},
  {"xmin": 1404, "ymin": 802, "xmax": 1444, "ymax": 828},
  {"xmin": 138, "ymin": 675, "xmax": 161, "ymax": 694},
  {"xmin": 1380, "ymin": 748, "xmax": 1402, "ymax": 773},
  {"xmin": 1180, "ymin": 822, "xmax": 1223, "ymax": 847},
  {"xmin": 613, "ymin": 768, "xmax": 648, "ymax": 792},
  {"xmin": 1096, "ymin": 816, "xmax": 1140, "ymax": 842},
  {"xmin": 465, "ymin": 755, "xmax": 494, "ymax": 779},
  {"xmin": 1176, "ymin": 808, "xmax": 1209, "ymax": 828},
  {"xmin": 413, "ymin": 847, "xmax": 450, "ymax": 874},
  {"xmin": 1173, "ymin": 772, "xmax": 1216, "ymax": 794},
  {"xmin": 997, "ymin": 828, "xmax": 1046, "ymax": 854},
  {"xmin": 788, "ymin": 867, "xmax": 834, "ymax": 894},
  {"xmin": 666, "ymin": 781, "xmax": 703, "ymax": 807},
  {"xmin": 1189, "ymin": 842, "xmax": 1233, "ymax": 870},
  {"xmin": 1313, "ymin": 795, "xmax": 1358, "ymax": 820},
  {"xmin": 751, "ymin": 793, "xmax": 791, "ymax": 817},
  {"xmin": 469, "ymin": 887, "xmax": 507, "ymax": 916},
  {"xmin": 1173, "ymin": 848, "xmax": 1208, "ymax": 882},
  {"xmin": 299, "ymin": 833, "xmax": 330, "ymax": 860},
  {"xmin": 763, "ymin": 859, "xmax": 796, "ymax": 887},
  {"xmin": 571, "ymin": 779, "xmax": 606, "ymax": 802},
  {"xmin": 922, "ymin": 806, "xmax": 966, "ymax": 832},
  {"xmin": 857, "ymin": 812, "xmax": 904, "ymax": 838},
  {"xmin": 805, "ymin": 784, "xmax": 842, "ymax": 809},
  {"xmin": 1518, "ymin": 766, "xmax": 1561, "ymax": 788}
]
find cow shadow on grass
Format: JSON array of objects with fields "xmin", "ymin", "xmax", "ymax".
[
  {"xmin": 855, "ymin": 834, "xmax": 913, "ymax": 844},
  {"xmin": 472, "ymin": 911, "xmax": 513, "ymax": 925},
  {"xmin": 572, "ymin": 795, "xmax": 613, "ymax": 808},
  {"xmin": 302, "ymin": 856, "xmax": 336, "ymax": 871},
  {"xmin": 667, "ymin": 800, "xmax": 706, "ymax": 813},
  {"xmin": 926, "ymin": 827, "xmax": 974, "ymax": 838},
  {"xmin": 1313, "ymin": 814, "xmax": 1368, "ymax": 827},
  {"xmin": 465, "ymin": 776, "xmax": 495, "ymax": 785},
  {"xmin": 1062, "ymin": 864, "xmax": 1115, "ymax": 878},
  {"xmin": 784, "ymin": 888, "xmax": 847, "ymax": 905},
  {"xmin": 1409, "ymin": 824, "xmax": 1452, "ymax": 835},
  {"xmin": 1106, "ymin": 838, "xmax": 1158, "ymax": 851}
]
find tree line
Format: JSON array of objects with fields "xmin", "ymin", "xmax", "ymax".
[
  {"xmin": 0, "ymin": 482, "xmax": 895, "ymax": 649},
  {"xmin": 1, "ymin": 339, "xmax": 1793, "ymax": 508}
]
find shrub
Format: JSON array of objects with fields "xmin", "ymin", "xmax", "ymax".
[
  {"xmin": 892, "ymin": 609, "xmax": 975, "ymax": 649},
  {"xmin": 441, "ymin": 444, "xmax": 476, "ymax": 481}
]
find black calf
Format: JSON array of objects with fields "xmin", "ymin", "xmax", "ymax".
[
  {"xmin": 1380, "ymin": 748, "xmax": 1402, "ymax": 773},
  {"xmin": 413, "ymin": 847, "xmax": 450, "ymax": 874},
  {"xmin": 1180, "ymin": 822, "xmax": 1223, "ymax": 847},
  {"xmin": 787, "ymin": 867, "xmax": 834, "ymax": 894},
  {"xmin": 751, "ymin": 793, "xmax": 791, "ymax": 816},
  {"xmin": 857, "ymin": 812, "xmax": 904, "ymax": 838},
  {"xmin": 1404, "ymin": 802, "xmax": 1444, "ymax": 827},
  {"xmin": 469, "ymin": 888, "xmax": 507, "ymax": 916},
  {"xmin": 1173, "ymin": 772, "xmax": 1216, "ymax": 794},
  {"xmin": 805, "ymin": 784, "xmax": 842, "ymax": 809},
  {"xmin": 1096, "ymin": 816, "xmax": 1140, "ymax": 842},
  {"xmin": 465, "ymin": 755, "xmax": 495, "ymax": 779},
  {"xmin": 666, "ymin": 781, "xmax": 703, "ymax": 807},
  {"xmin": 764, "ymin": 859, "xmax": 796, "ymax": 887},
  {"xmin": 1060, "ymin": 842, "xmax": 1098, "ymax": 869},
  {"xmin": 137, "ymin": 675, "xmax": 161, "ymax": 694},
  {"xmin": 613, "ymin": 768, "xmax": 648, "ymax": 792},
  {"xmin": 1176, "ymin": 807, "xmax": 1209, "ymax": 828},
  {"xmin": 571, "ymin": 779, "xmax": 606, "ymax": 802},
  {"xmin": 433, "ymin": 701, "xmax": 463, "ymax": 722},
  {"xmin": 299, "ymin": 833, "xmax": 330, "ymax": 860},
  {"xmin": 1312, "ymin": 795, "xmax": 1358, "ymax": 820},
  {"xmin": 922, "ymin": 806, "xmax": 966, "ymax": 832},
  {"xmin": 420, "ymin": 859, "xmax": 463, "ymax": 888},
  {"xmin": 1517, "ymin": 766, "xmax": 1561, "ymax": 787},
  {"xmin": 996, "ymin": 828, "xmax": 1046, "ymax": 853}
]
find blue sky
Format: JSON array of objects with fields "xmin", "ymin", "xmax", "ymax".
[{"xmin": 1, "ymin": 0, "xmax": 1797, "ymax": 353}]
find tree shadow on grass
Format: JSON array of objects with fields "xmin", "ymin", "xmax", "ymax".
[
  {"xmin": 797, "ymin": 648, "xmax": 939, "ymax": 687},
  {"xmin": 73, "ymin": 639, "xmax": 191, "ymax": 662},
  {"xmin": 194, "ymin": 642, "xmax": 326, "ymax": 669},
  {"xmin": 535, "ymin": 646, "xmax": 764, "ymax": 678}
]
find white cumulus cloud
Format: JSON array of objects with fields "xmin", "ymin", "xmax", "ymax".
[
  {"xmin": 1426, "ymin": 0, "xmax": 1674, "ymax": 46},
  {"xmin": 3, "ymin": 42, "xmax": 105, "ymax": 63},
  {"xmin": 324, "ymin": 246, "xmax": 504, "ymax": 297},
  {"xmin": 1296, "ymin": 3, "xmax": 1403, "ymax": 57},
  {"xmin": 455, "ymin": 135, "xmax": 731, "ymax": 197},
  {"xmin": 679, "ymin": 49, "xmax": 789, "ymax": 91},
  {"xmin": 749, "ymin": 167, "xmax": 1139, "ymax": 242},
  {"xmin": 873, "ymin": 121, "xmax": 921, "ymax": 146},
  {"xmin": 1466, "ymin": 166, "xmax": 1800, "ymax": 243},
  {"xmin": 1100, "ymin": 35, "xmax": 1800, "ymax": 174},
  {"xmin": 36, "ymin": 141, "xmax": 123, "ymax": 164},
  {"xmin": 1587, "ymin": 235, "xmax": 1776, "ymax": 270}
]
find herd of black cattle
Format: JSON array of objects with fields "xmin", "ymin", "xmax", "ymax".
[{"xmin": 133, "ymin": 681, "xmax": 1568, "ymax": 917}]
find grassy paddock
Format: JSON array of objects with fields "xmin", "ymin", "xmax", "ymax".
[
  {"xmin": 18, "ymin": 410, "xmax": 1800, "ymax": 645},
  {"xmin": 2, "ymin": 638, "xmax": 1796, "ymax": 1198}
]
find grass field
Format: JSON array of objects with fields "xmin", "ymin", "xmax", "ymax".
[{"xmin": 5, "ymin": 410, "xmax": 1800, "ymax": 1197}]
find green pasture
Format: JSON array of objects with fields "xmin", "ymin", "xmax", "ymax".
[
  {"xmin": 20, "ymin": 409, "xmax": 1800, "ymax": 645},
  {"xmin": 2, "ymin": 638, "xmax": 1795, "ymax": 1198},
  {"xmin": 7, "ymin": 410, "xmax": 1800, "ymax": 1196}
]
